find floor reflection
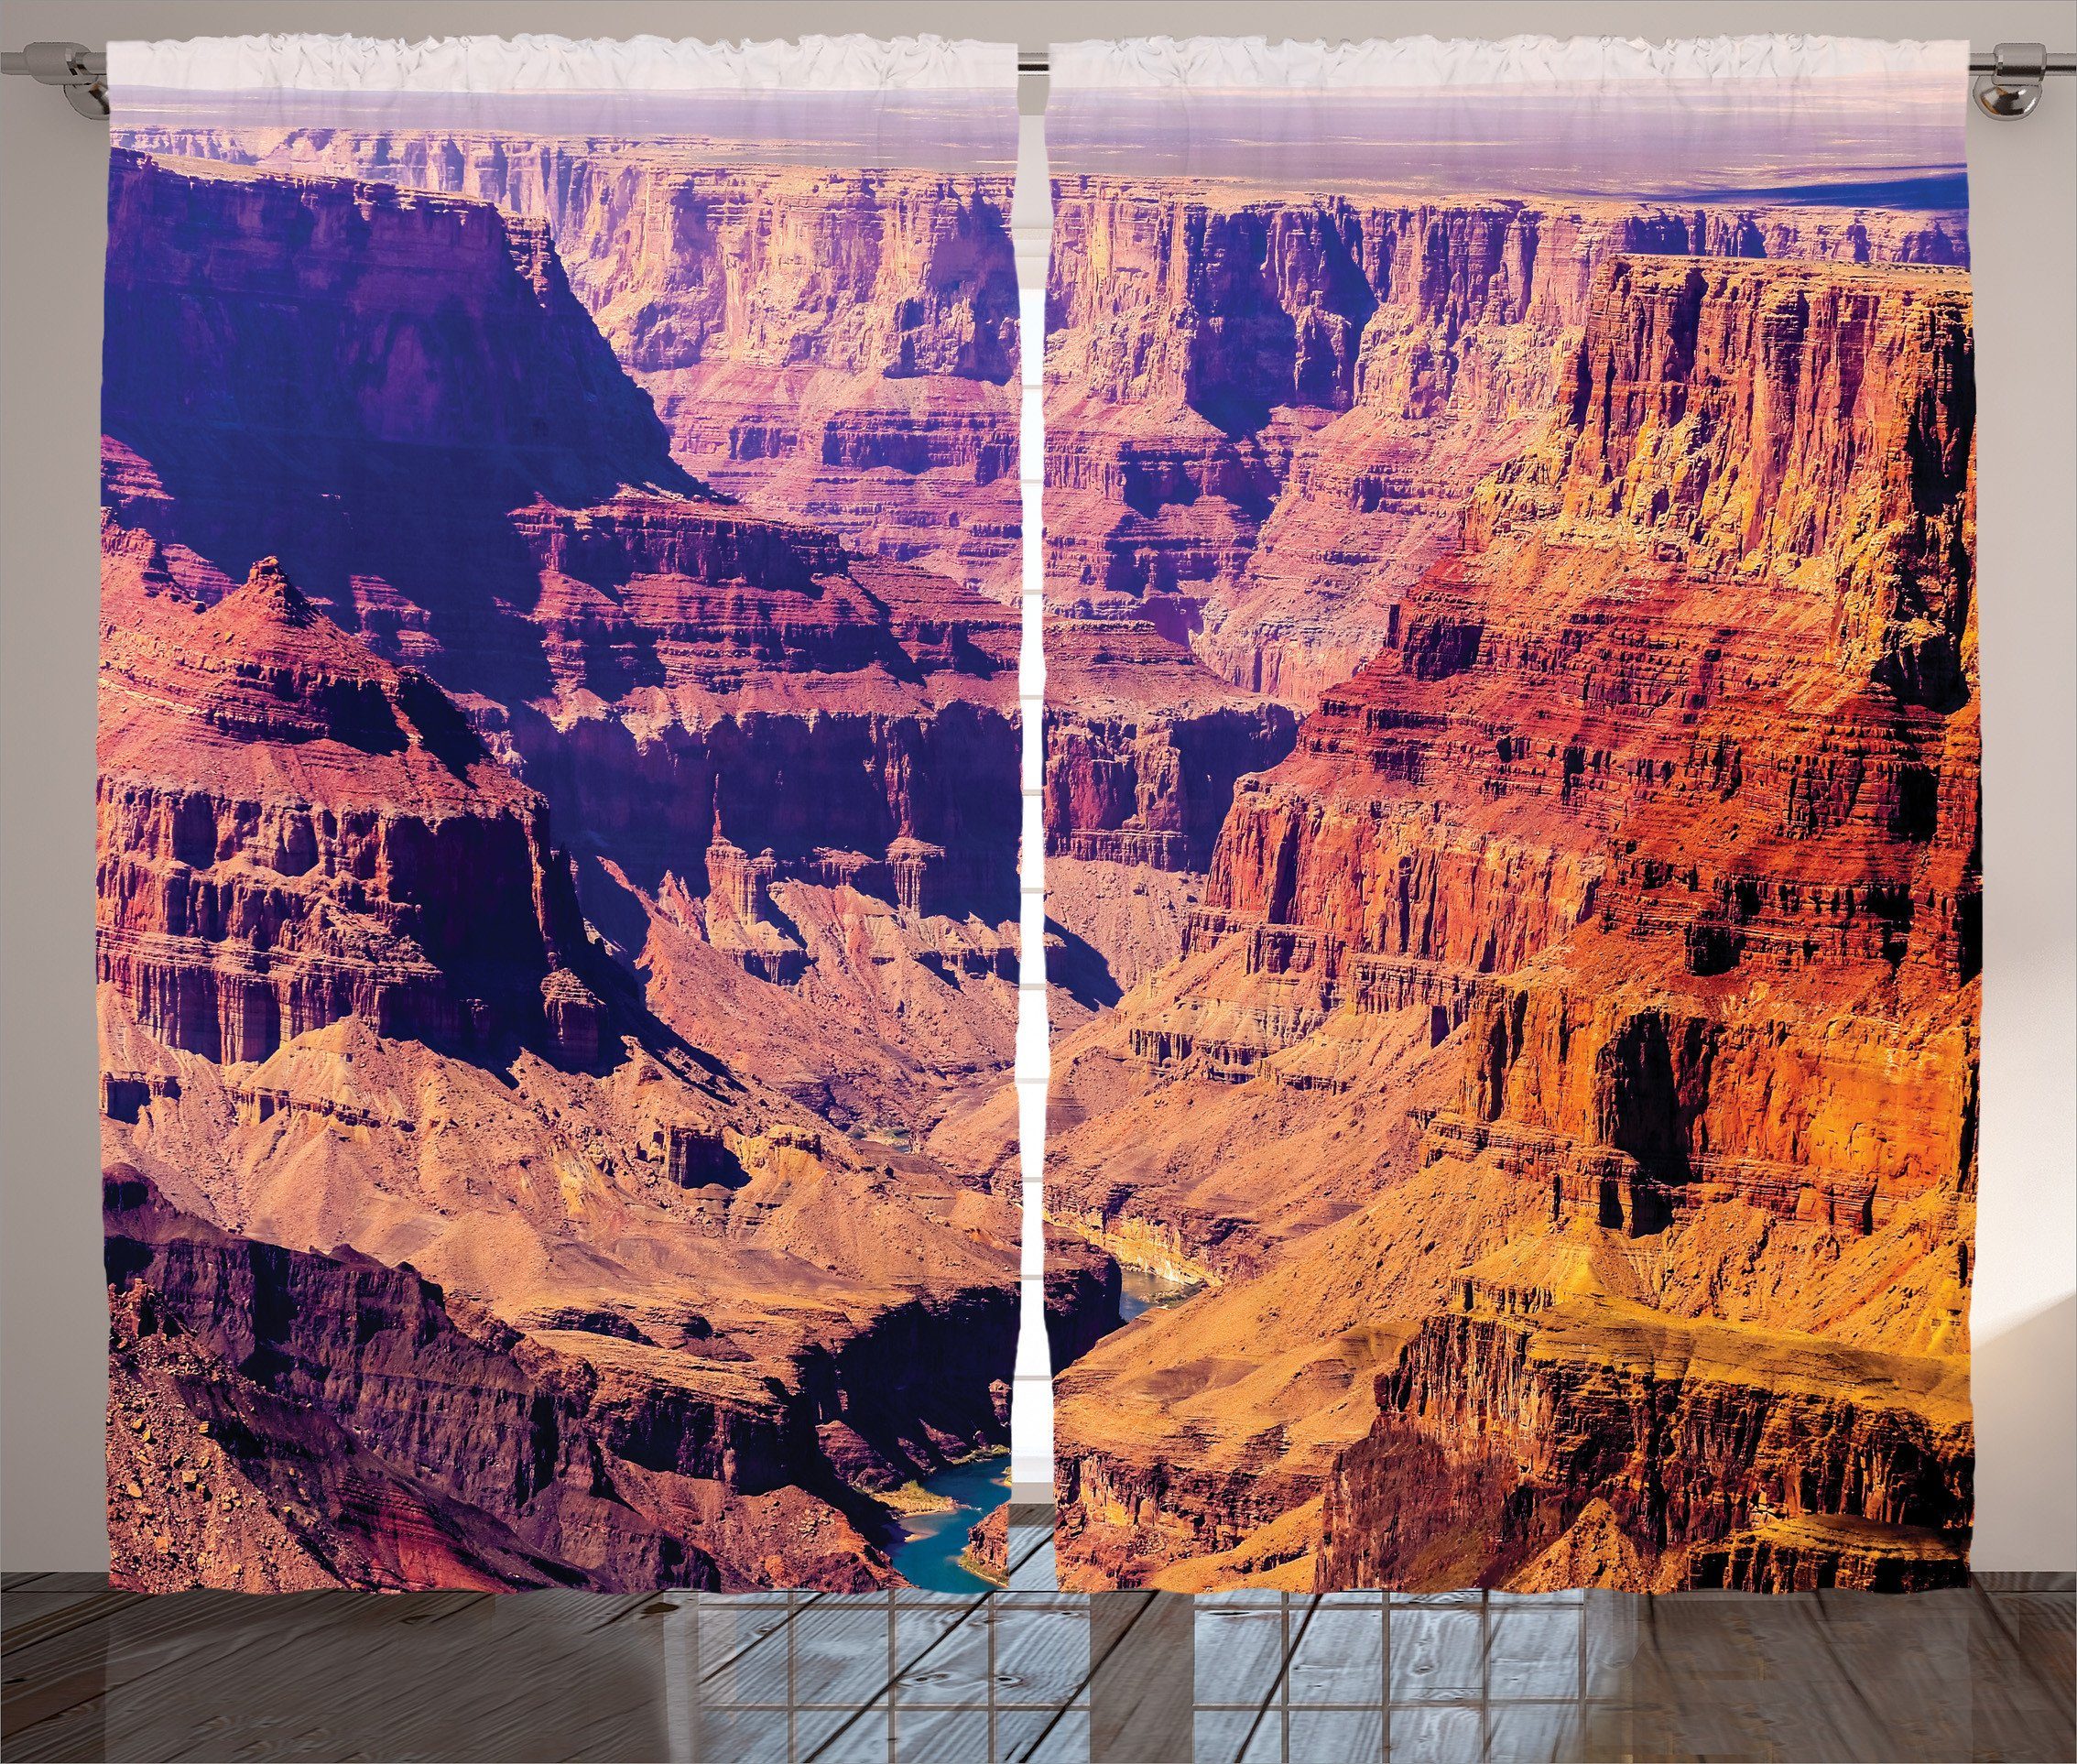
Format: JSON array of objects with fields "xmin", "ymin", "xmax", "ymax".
[{"xmin": 3, "ymin": 1515, "xmax": 2069, "ymax": 1762}]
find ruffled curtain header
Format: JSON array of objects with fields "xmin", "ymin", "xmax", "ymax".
[
  {"xmin": 108, "ymin": 32, "xmax": 1971, "ymax": 97},
  {"xmin": 107, "ymin": 33, "xmax": 1017, "ymax": 93}
]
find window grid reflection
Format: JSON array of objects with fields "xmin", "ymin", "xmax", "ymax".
[
  {"xmin": 666, "ymin": 1513, "xmax": 1089, "ymax": 1764},
  {"xmin": 1192, "ymin": 1590, "xmax": 1599, "ymax": 1764}
]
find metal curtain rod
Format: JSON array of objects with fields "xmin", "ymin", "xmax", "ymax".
[{"xmin": 7, "ymin": 39, "xmax": 2076, "ymax": 121}]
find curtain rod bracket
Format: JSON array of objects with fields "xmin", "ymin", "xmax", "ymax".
[
  {"xmin": 1974, "ymin": 42, "xmax": 2066, "ymax": 117},
  {"xmin": 1, "ymin": 41, "xmax": 107, "ymax": 117}
]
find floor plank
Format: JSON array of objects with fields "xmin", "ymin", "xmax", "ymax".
[{"xmin": 5, "ymin": 1554, "xmax": 2072, "ymax": 1762}]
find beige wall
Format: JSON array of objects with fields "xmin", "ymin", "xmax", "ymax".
[{"xmin": 5, "ymin": 0, "xmax": 2071, "ymax": 1573}]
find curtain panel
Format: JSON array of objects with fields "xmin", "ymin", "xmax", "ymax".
[
  {"xmin": 1040, "ymin": 34, "xmax": 1978, "ymax": 1595},
  {"xmin": 98, "ymin": 34, "xmax": 1028, "ymax": 1594}
]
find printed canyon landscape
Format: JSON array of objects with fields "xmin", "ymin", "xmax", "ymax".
[
  {"xmin": 95, "ymin": 98, "xmax": 1070, "ymax": 1591},
  {"xmin": 97, "ymin": 65, "xmax": 1980, "ymax": 1599},
  {"xmin": 1033, "ymin": 76, "xmax": 1980, "ymax": 1594}
]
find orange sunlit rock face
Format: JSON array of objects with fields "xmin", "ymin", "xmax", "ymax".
[{"xmin": 1043, "ymin": 119, "xmax": 1977, "ymax": 1591}]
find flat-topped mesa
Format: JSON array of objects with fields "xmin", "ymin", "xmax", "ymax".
[
  {"xmin": 98, "ymin": 558, "xmax": 597, "ymax": 1067},
  {"xmin": 1049, "ymin": 189, "xmax": 1966, "ymax": 423},
  {"xmin": 115, "ymin": 129, "xmax": 1025, "ymax": 595},
  {"xmin": 98, "ymin": 148, "xmax": 737, "ymax": 719},
  {"xmin": 512, "ymin": 501, "xmax": 919, "ymax": 691},
  {"xmin": 511, "ymin": 497, "xmax": 1019, "ymax": 699},
  {"xmin": 235, "ymin": 143, "xmax": 1021, "ymax": 385},
  {"xmin": 1043, "ymin": 184, "xmax": 1968, "ymax": 703},
  {"xmin": 1466, "ymin": 254, "xmax": 1975, "ymax": 705},
  {"xmin": 1044, "ymin": 621, "xmax": 1299, "ymax": 872},
  {"xmin": 103, "ymin": 149, "xmax": 701, "ymax": 517},
  {"xmin": 518, "ymin": 499, "xmax": 848, "ymax": 594}
]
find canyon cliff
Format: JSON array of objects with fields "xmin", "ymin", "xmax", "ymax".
[
  {"xmin": 98, "ymin": 145, "xmax": 1049, "ymax": 1591},
  {"xmin": 1033, "ymin": 184, "xmax": 1969, "ymax": 1014},
  {"xmin": 97, "ymin": 548, "xmax": 1039, "ymax": 1590},
  {"xmin": 1042, "ymin": 621, "xmax": 1298, "ymax": 1004},
  {"xmin": 98, "ymin": 554, "xmax": 600, "ymax": 1068},
  {"xmin": 1045, "ymin": 181, "xmax": 1966, "ymax": 706},
  {"xmin": 1049, "ymin": 245, "xmax": 1977, "ymax": 1592},
  {"xmin": 113, "ymin": 129, "xmax": 1023, "ymax": 601},
  {"xmin": 103, "ymin": 146, "xmax": 1022, "ymax": 1139}
]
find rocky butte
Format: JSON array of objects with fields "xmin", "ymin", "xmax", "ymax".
[
  {"xmin": 1048, "ymin": 245, "xmax": 1977, "ymax": 1594},
  {"xmin": 97, "ymin": 147, "xmax": 1093, "ymax": 1590}
]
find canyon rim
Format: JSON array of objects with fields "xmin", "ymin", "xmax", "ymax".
[
  {"xmin": 1038, "ymin": 41, "xmax": 1980, "ymax": 1595},
  {"xmin": 93, "ymin": 51, "xmax": 1087, "ymax": 1592}
]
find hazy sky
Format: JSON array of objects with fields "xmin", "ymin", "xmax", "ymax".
[
  {"xmin": 1049, "ymin": 78, "xmax": 1964, "ymax": 205},
  {"xmin": 114, "ymin": 87, "xmax": 1021, "ymax": 174}
]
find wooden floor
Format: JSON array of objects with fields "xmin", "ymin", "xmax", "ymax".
[{"xmin": 5, "ymin": 1517, "xmax": 2071, "ymax": 1761}]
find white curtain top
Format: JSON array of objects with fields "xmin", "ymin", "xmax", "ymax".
[
  {"xmin": 1050, "ymin": 34, "xmax": 1963, "ymax": 89},
  {"xmin": 108, "ymin": 33, "xmax": 1017, "ymax": 93}
]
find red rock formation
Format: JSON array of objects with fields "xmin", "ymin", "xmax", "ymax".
[
  {"xmin": 1466, "ymin": 256, "xmax": 1974, "ymax": 706},
  {"xmin": 106, "ymin": 1167, "xmax": 1063, "ymax": 1594},
  {"xmin": 1037, "ymin": 194, "xmax": 1974, "ymax": 1056},
  {"xmin": 102, "ymin": 148, "xmax": 1023, "ymax": 1138},
  {"xmin": 103, "ymin": 148, "xmax": 697, "ymax": 515},
  {"xmin": 1049, "ymin": 247, "xmax": 1977, "ymax": 1591},
  {"xmin": 1045, "ymin": 621, "xmax": 1298, "ymax": 873},
  {"xmin": 1316, "ymin": 1298, "xmax": 1971, "ymax": 1594},
  {"xmin": 962, "ymin": 1505, "xmax": 1010, "ymax": 1585},
  {"xmin": 105, "ymin": 1166, "xmax": 742, "ymax": 1591},
  {"xmin": 1045, "ymin": 180, "xmax": 1967, "ymax": 704},
  {"xmin": 97, "ymin": 555, "xmax": 596, "ymax": 1068},
  {"xmin": 1040, "ymin": 619, "xmax": 1298, "ymax": 1004},
  {"xmin": 99, "ymin": 971, "xmax": 1061, "ymax": 1593}
]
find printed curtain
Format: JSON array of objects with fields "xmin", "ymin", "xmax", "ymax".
[
  {"xmin": 98, "ymin": 34, "xmax": 1028, "ymax": 1594},
  {"xmin": 1041, "ymin": 35, "xmax": 1978, "ymax": 1594},
  {"xmin": 96, "ymin": 28, "xmax": 1980, "ymax": 1603}
]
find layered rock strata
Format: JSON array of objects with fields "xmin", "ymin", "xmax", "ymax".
[
  {"xmin": 1315, "ymin": 1297, "xmax": 1972, "ymax": 1593},
  {"xmin": 1049, "ymin": 248, "xmax": 1977, "ymax": 1591},
  {"xmin": 97, "ymin": 145, "xmax": 1037, "ymax": 1591},
  {"xmin": 962, "ymin": 1506, "xmax": 1011, "ymax": 1586},
  {"xmin": 1045, "ymin": 181, "xmax": 1967, "ymax": 704},
  {"xmin": 97, "ymin": 556, "xmax": 601, "ymax": 1069},
  {"xmin": 1041, "ymin": 620, "xmax": 1298, "ymax": 1003},
  {"xmin": 103, "ymin": 147, "xmax": 1022, "ymax": 1138},
  {"xmin": 1045, "ymin": 622, "xmax": 1297, "ymax": 874}
]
